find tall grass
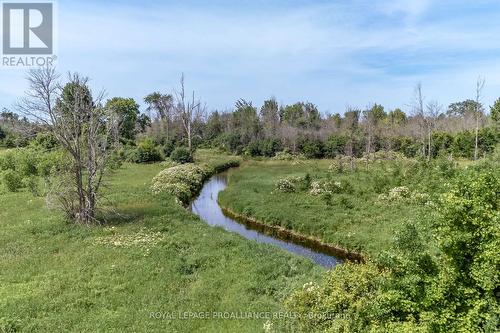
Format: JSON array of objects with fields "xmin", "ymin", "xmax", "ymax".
[
  {"xmin": 0, "ymin": 158, "xmax": 322, "ymax": 332},
  {"xmin": 219, "ymin": 158, "xmax": 459, "ymax": 258}
]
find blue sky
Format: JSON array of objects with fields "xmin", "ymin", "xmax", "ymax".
[{"xmin": 2, "ymin": 0, "xmax": 500, "ymax": 114}]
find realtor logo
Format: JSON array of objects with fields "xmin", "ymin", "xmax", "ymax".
[
  {"xmin": 1, "ymin": 1, "xmax": 56, "ymax": 67},
  {"xmin": 2, "ymin": 2, "xmax": 53, "ymax": 54}
]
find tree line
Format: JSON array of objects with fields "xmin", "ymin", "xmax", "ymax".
[
  {"xmin": 116, "ymin": 80, "xmax": 498, "ymax": 161},
  {"xmin": 1, "ymin": 74, "xmax": 499, "ymax": 164}
]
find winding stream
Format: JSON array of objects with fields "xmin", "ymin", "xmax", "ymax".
[{"xmin": 190, "ymin": 173, "xmax": 342, "ymax": 268}]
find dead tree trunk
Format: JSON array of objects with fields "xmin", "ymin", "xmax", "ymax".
[{"xmin": 474, "ymin": 77, "xmax": 485, "ymax": 161}]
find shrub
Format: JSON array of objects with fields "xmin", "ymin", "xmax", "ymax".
[
  {"xmin": 321, "ymin": 191, "xmax": 332, "ymax": 206},
  {"xmin": 372, "ymin": 150, "xmax": 406, "ymax": 161},
  {"xmin": 434, "ymin": 157, "xmax": 456, "ymax": 178},
  {"xmin": 298, "ymin": 137, "xmax": 324, "ymax": 159},
  {"xmin": 151, "ymin": 163, "xmax": 211, "ymax": 204},
  {"xmin": 301, "ymin": 173, "xmax": 311, "ymax": 191},
  {"xmin": 324, "ymin": 135, "xmax": 347, "ymax": 158},
  {"xmin": 328, "ymin": 160, "xmax": 344, "ymax": 173},
  {"xmin": 275, "ymin": 176, "xmax": 303, "ymax": 193},
  {"xmin": 118, "ymin": 145, "xmax": 139, "ymax": 163},
  {"xmin": 275, "ymin": 177, "xmax": 297, "ymax": 193},
  {"xmin": 0, "ymin": 150, "xmax": 16, "ymax": 170},
  {"xmin": 24, "ymin": 176, "xmax": 40, "ymax": 196},
  {"xmin": 162, "ymin": 141, "xmax": 176, "ymax": 157},
  {"xmin": 387, "ymin": 186, "xmax": 411, "ymax": 200},
  {"xmin": 310, "ymin": 179, "xmax": 353, "ymax": 196},
  {"xmin": 286, "ymin": 262, "xmax": 386, "ymax": 332},
  {"xmin": 0, "ymin": 148, "xmax": 41, "ymax": 177},
  {"xmin": 309, "ymin": 181, "xmax": 323, "ymax": 195},
  {"xmin": 153, "ymin": 182, "xmax": 192, "ymax": 204},
  {"xmin": 30, "ymin": 132, "xmax": 58, "ymax": 150},
  {"xmin": 430, "ymin": 169, "xmax": 499, "ymax": 331},
  {"xmin": 330, "ymin": 155, "xmax": 357, "ymax": 172},
  {"xmin": 159, "ymin": 159, "xmax": 179, "ymax": 169},
  {"xmin": 244, "ymin": 141, "xmax": 261, "ymax": 157},
  {"xmin": 3, "ymin": 170, "xmax": 23, "ymax": 192},
  {"xmin": 170, "ymin": 147, "xmax": 193, "ymax": 164},
  {"xmin": 215, "ymin": 133, "xmax": 243, "ymax": 154},
  {"xmin": 37, "ymin": 150, "xmax": 69, "ymax": 177},
  {"xmin": 259, "ymin": 138, "xmax": 282, "ymax": 157},
  {"xmin": 324, "ymin": 180, "xmax": 353, "ymax": 194},
  {"xmin": 272, "ymin": 151, "xmax": 294, "ymax": 160},
  {"xmin": 16, "ymin": 149, "xmax": 38, "ymax": 176},
  {"xmin": 136, "ymin": 138, "xmax": 163, "ymax": 163},
  {"xmin": 378, "ymin": 186, "xmax": 429, "ymax": 205}
]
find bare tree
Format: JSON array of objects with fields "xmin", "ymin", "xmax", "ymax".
[
  {"xmin": 17, "ymin": 67, "xmax": 119, "ymax": 224},
  {"xmin": 474, "ymin": 77, "xmax": 485, "ymax": 160},
  {"xmin": 174, "ymin": 74, "xmax": 202, "ymax": 153},
  {"xmin": 411, "ymin": 83, "xmax": 426, "ymax": 157},
  {"xmin": 425, "ymin": 100, "xmax": 441, "ymax": 160},
  {"xmin": 343, "ymin": 107, "xmax": 360, "ymax": 170},
  {"xmin": 363, "ymin": 107, "xmax": 374, "ymax": 158},
  {"xmin": 362, "ymin": 104, "xmax": 385, "ymax": 159},
  {"xmin": 280, "ymin": 123, "xmax": 299, "ymax": 153}
]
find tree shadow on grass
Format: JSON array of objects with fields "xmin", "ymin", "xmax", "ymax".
[{"xmin": 96, "ymin": 201, "xmax": 167, "ymax": 226}]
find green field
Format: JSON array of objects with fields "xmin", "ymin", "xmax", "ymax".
[
  {"xmin": 0, "ymin": 160, "xmax": 323, "ymax": 332},
  {"xmin": 218, "ymin": 158, "xmax": 445, "ymax": 258}
]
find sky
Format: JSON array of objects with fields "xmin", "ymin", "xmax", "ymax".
[{"xmin": 1, "ymin": 0, "xmax": 500, "ymax": 115}]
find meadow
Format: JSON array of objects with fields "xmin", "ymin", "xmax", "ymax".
[
  {"xmin": 218, "ymin": 156, "xmax": 459, "ymax": 258},
  {"xmin": 0, "ymin": 153, "xmax": 323, "ymax": 332},
  {"xmin": 1, "ymin": 145, "xmax": 498, "ymax": 332}
]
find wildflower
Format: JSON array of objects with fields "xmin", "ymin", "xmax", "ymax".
[
  {"xmin": 378, "ymin": 186, "xmax": 430, "ymax": 205},
  {"xmin": 302, "ymin": 281, "xmax": 318, "ymax": 293},
  {"xmin": 275, "ymin": 178, "xmax": 295, "ymax": 193},
  {"xmin": 275, "ymin": 176, "xmax": 302, "ymax": 193},
  {"xmin": 263, "ymin": 320, "xmax": 273, "ymax": 333},
  {"xmin": 309, "ymin": 181, "xmax": 324, "ymax": 195}
]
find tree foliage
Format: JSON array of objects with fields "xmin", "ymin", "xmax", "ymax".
[
  {"xmin": 286, "ymin": 165, "xmax": 500, "ymax": 332},
  {"xmin": 106, "ymin": 97, "xmax": 140, "ymax": 142}
]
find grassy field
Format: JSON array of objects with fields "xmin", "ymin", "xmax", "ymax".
[
  {"xmin": 218, "ymin": 158, "xmax": 442, "ymax": 258},
  {"xmin": 0, "ymin": 158, "xmax": 323, "ymax": 332}
]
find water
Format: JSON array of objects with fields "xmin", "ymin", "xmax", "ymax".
[{"xmin": 190, "ymin": 173, "xmax": 342, "ymax": 268}]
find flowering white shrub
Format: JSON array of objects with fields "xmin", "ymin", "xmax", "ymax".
[
  {"xmin": 378, "ymin": 186, "xmax": 430, "ymax": 205},
  {"xmin": 309, "ymin": 181, "xmax": 324, "ymax": 195},
  {"xmin": 152, "ymin": 163, "xmax": 211, "ymax": 203},
  {"xmin": 328, "ymin": 160, "xmax": 345, "ymax": 173},
  {"xmin": 411, "ymin": 191, "xmax": 431, "ymax": 205},
  {"xmin": 263, "ymin": 320, "xmax": 274, "ymax": 333},
  {"xmin": 388, "ymin": 186, "xmax": 411, "ymax": 200},
  {"xmin": 151, "ymin": 158, "xmax": 239, "ymax": 205},
  {"xmin": 372, "ymin": 150, "xmax": 406, "ymax": 161},
  {"xmin": 302, "ymin": 281, "xmax": 319, "ymax": 293},
  {"xmin": 275, "ymin": 177, "xmax": 297, "ymax": 193},
  {"xmin": 153, "ymin": 182, "xmax": 192, "ymax": 203},
  {"xmin": 326, "ymin": 180, "xmax": 343, "ymax": 193}
]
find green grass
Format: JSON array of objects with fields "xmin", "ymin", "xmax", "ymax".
[
  {"xmin": 0, "ymin": 159, "xmax": 323, "ymax": 332},
  {"xmin": 219, "ymin": 159, "xmax": 437, "ymax": 257}
]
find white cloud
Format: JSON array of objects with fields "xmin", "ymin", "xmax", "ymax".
[{"xmin": 1, "ymin": 1, "xmax": 500, "ymax": 114}]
